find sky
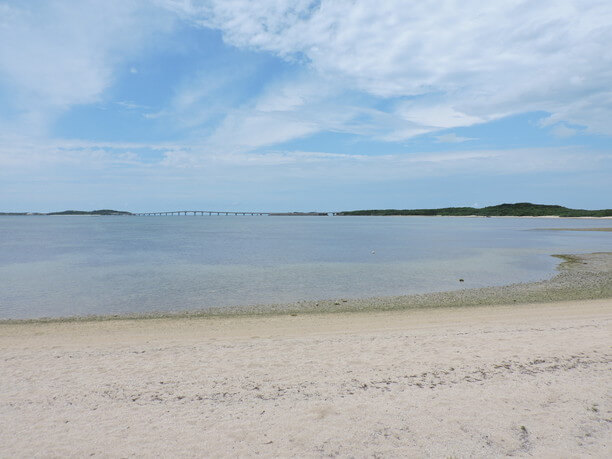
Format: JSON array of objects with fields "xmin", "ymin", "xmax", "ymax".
[{"xmin": 0, "ymin": 0, "xmax": 611, "ymax": 213}]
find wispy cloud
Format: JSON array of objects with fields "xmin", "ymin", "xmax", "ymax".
[
  {"xmin": 0, "ymin": 0, "xmax": 174, "ymax": 133},
  {"xmin": 162, "ymin": 0, "xmax": 612, "ymax": 137},
  {"xmin": 3, "ymin": 134, "xmax": 608, "ymax": 179}
]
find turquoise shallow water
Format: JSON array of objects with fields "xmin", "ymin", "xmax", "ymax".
[{"xmin": 0, "ymin": 215, "xmax": 611, "ymax": 319}]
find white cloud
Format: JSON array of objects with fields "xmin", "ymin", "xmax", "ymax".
[
  {"xmin": 0, "ymin": 0, "xmax": 173, "ymax": 133},
  {"xmin": 170, "ymin": 72, "xmax": 387, "ymax": 152},
  {"xmin": 206, "ymin": 110, "xmax": 319, "ymax": 153},
  {"xmin": 162, "ymin": 0, "xmax": 612, "ymax": 136},
  {"xmin": 161, "ymin": 59, "xmax": 274, "ymax": 130},
  {"xmin": 2, "ymin": 0, "xmax": 611, "ymax": 182}
]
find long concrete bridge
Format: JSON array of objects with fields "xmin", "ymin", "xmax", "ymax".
[
  {"xmin": 133, "ymin": 211, "xmax": 338, "ymax": 216},
  {"xmin": 133, "ymin": 211, "xmax": 271, "ymax": 216}
]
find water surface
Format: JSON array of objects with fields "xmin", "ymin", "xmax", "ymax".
[{"xmin": 1, "ymin": 216, "xmax": 611, "ymax": 319}]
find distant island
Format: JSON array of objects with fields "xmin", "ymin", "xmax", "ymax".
[
  {"xmin": 47, "ymin": 209, "xmax": 133, "ymax": 216},
  {"xmin": 0, "ymin": 209, "xmax": 132, "ymax": 216},
  {"xmin": 337, "ymin": 203, "xmax": 612, "ymax": 217}
]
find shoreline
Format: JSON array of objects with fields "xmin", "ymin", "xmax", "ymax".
[
  {"xmin": 2, "ymin": 254, "xmax": 611, "ymax": 456},
  {"xmin": 2, "ymin": 252, "xmax": 611, "ymax": 325},
  {"xmin": 2, "ymin": 214, "xmax": 612, "ymax": 218}
]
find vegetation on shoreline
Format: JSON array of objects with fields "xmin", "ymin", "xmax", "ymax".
[
  {"xmin": 47, "ymin": 209, "xmax": 132, "ymax": 216},
  {"xmin": 337, "ymin": 203, "xmax": 612, "ymax": 217}
]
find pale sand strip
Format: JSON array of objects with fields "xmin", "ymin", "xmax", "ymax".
[{"xmin": 1, "ymin": 298, "xmax": 611, "ymax": 457}]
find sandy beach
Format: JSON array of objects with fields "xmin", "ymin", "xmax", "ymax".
[{"xmin": 1, "ymin": 254, "xmax": 611, "ymax": 457}]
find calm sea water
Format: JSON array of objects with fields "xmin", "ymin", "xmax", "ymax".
[{"xmin": 1, "ymin": 215, "xmax": 611, "ymax": 319}]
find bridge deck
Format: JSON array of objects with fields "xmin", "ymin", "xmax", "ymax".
[
  {"xmin": 132, "ymin": 211, "xmax": 336, "ymax": 216},
  {"xmin": 133, "ymin": 211, "xmax": 270, "ymax": 216}
]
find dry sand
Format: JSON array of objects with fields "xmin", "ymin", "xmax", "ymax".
[
  {"xmin": 1, "ymin": 300, "xmax": 610, "ymax": 457},
  {"xmin": 1, "ymin": 253, "xmax": 611, "ymax": 457}
]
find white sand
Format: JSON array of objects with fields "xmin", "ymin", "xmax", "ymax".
[{"xmin": 1, "ymin": 298, "xmax": 610, "ymax": 457}]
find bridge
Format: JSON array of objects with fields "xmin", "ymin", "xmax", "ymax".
[
  {"xmin": 133, "ymin": 211, "xmax": 271, "ymax": 216},
  {"xmin": 133, "ymin": 211, "xmax": 338, "ymax": 216}
]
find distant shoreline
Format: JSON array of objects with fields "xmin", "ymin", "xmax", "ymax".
[
  {"xmin": 2, "ymin": 202, "xmax": 611, "ymax": 218},
  {"xmin": 2, "ymin": 214, "xmax": 612, "ymax": 220},
  {"xmin": 338, "ymin": 214, "xmax": 612, "ymax": 219},
  {"xmin": 0, "ymin": 209, "xmax": 131, "ymax": 216}
]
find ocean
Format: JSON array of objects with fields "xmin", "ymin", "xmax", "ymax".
[{"xmin": 1, "ymin": 215, "xmax": 611, "ymax": 319}]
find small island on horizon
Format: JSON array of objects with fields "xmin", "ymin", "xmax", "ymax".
[{"xmin": 0, "ymin": 209, "xmax": 132, "ymax": 216}]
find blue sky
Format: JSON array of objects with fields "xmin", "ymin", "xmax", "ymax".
[{"xmin": 0, "ymin": 0, "xmax": 611, "ymax": 212}]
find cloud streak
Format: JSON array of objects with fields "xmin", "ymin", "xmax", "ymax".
[{"xmin": 3, "ymin": 134, "xmax": 608, "ymax": 180}]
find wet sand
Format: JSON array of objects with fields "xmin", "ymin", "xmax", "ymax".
[{"xmin": 1, "ymin": 253, "xmax": 611, "ymax": 457}]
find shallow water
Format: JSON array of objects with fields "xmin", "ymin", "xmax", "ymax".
[{"xmin": 1, "ymin": 215, "xmax": 611, "ymax": 319}]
